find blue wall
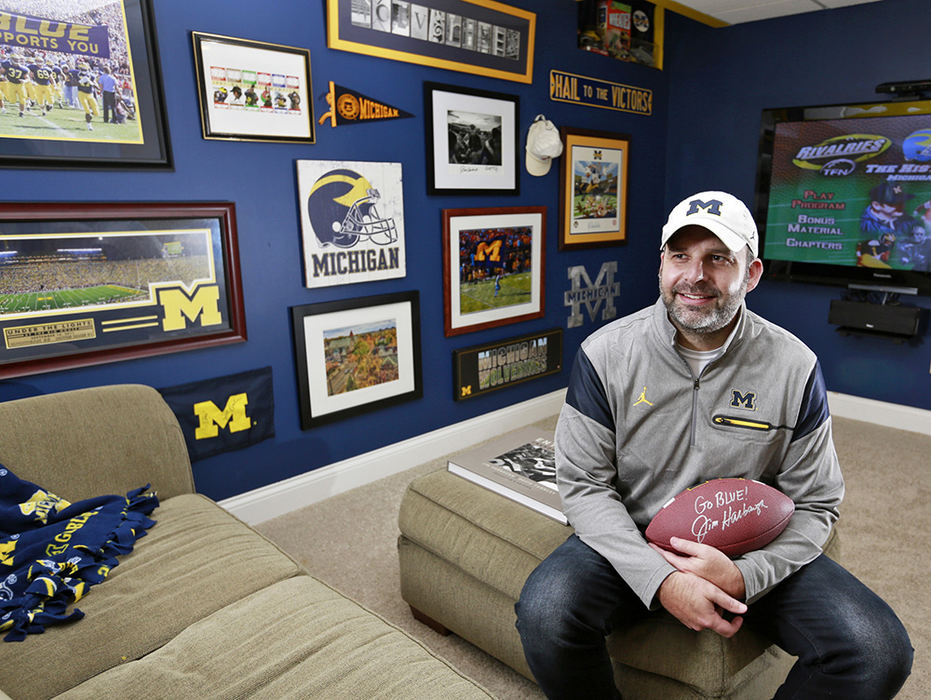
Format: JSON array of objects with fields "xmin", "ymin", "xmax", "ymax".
[
  {"xmin": 663, "ymin": 0, "xmax": 931, "ymax": 412},
  {"xmin": 0, "ymin": 1, "xmax": 668, "ymax": 500},
  {"xmin": 3, "ymin": 1, "xmax": 927, "ymax": 501}
]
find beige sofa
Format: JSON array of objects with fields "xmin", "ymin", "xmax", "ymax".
[{"xmin": 0, "ymin": 384, "xmax": 491, "ymax": 699}]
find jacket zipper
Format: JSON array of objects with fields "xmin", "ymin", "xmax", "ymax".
[{"xmin": 690, "ymin": 377, "xmax": 700, "ymax": 446}]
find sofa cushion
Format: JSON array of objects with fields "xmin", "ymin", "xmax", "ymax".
[
  {"xmin": 0, "ymin": 494, "xmax": 303, "ymax": 699},
  {"xmin": 60, "ymin": 576, "xmax": 493, "ymax": 699}
]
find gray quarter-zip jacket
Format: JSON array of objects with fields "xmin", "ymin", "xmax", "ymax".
[{"xmin": 556, "ymin": 297, "xmax": 844, "ymax": 608}]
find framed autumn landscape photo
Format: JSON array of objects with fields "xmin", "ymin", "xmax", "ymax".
[{"xmin": 292, "ymin": 290, "xmax": 422, "ymax": 428}]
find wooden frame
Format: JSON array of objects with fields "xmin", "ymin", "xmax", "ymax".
[
  {"xmin": 558, "ymin": 127, "xmax": 631, "ymax": 250},
  {"xmin": 191, "ymin": 31, "xmax": 315, "ymax": 144},
  {"xmin": 0, "ymin": 201, "xmax": 246, "ymax": 379},
  {"xmin": 326, "ymin": 0, "xmax": 535, "ymax": 84},
  {"xmin": 442, "ymin": 206, "xmax": 545, "ymax": 336},
  {"xmin": 425, "ymin": 81, "xmax": 519, "ymax": 195},
  {"xmin": 292, "ymin": 291, "xmax": 422, "ymax": 429},
  {"xmin": 0, "ymin": 0, "xmax": 172, "ymax": 169}
]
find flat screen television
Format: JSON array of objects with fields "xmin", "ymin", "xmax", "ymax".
[{"xmin": 754, "ymin": 97, "xmax": 931, "ymax": 296}]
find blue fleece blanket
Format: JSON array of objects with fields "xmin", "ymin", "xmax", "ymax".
[{"xmin": 0, "ymin": 466, "xmax": 158, "ymax": 641}]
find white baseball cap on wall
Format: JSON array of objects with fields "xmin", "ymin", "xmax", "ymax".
[
  {"xmin": 525, "ymin": 114, "xmax": 563, "ymax": 176},
  {"xmin": 661, "ymin": 190, "xmax": 759, "ymax": 257}
]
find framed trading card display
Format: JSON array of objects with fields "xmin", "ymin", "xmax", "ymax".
[
  {"xmin": 0, "ymin": 0, "xmax": 172, "ymax": 168},
  {"xmin": 425, "ymin": 81, "xmax": 519, "ymax": 195},
  {"xmin": 292, "ymin": 291, "xmax": 422, "ymax": 428},
  {"xmin": 558, "ymin": 127, "xmax": 631, "ymax": 249},
  {"xmin": 0, "ymin": 202, "xmax": 245, "ymax": 378},
  {"xmin": 192, "ymin": 31, "xmax": 315, "ymax": 143},
  {"xmin": 296, "ymin": 159, "xmax": 407, "ymax": 288},
  {"xmin": 442, "ymin": 206, "xmax": 545, "ymax": 336}
]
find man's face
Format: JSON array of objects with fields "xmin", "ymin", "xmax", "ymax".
[{"xmin": 659, "ymin": 226, "xmax": 762, "ymax": 343}]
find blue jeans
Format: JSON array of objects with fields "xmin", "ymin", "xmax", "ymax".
[{"xmin": 515, "ymin": 534, "xmax": 912, "ymax": 699}]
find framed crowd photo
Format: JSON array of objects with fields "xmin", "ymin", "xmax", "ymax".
[
  {"xmin": 191, "ymin": 31, "xmax": 315, "ymax": 144},
  {"xmin": 558, "ymin": 127, "xmax": 631, "ymax": 250},
  {"xmin": 425, "ymin": 81, "xmax": 519, "ymax": 195},
  {"xmin": 292, "ymin": 290, "xmax": 422, "ymax": 429},
  {"xmin": 326, "ymin": 0, "xmax": 535, "ymax": 85},
  {"xmin": 0, "ymin": 201, "xmax": 246, "ymax": 379},
  {"xmin": 296, "ymin": 159, "xmax": 406, "ymax": 289},
  {"xmin": 442, "ymin": 206, "xmax": 545, "ymax": 336},
  {"xmin": 0, "ymin": 0, "xmax": 172, "ymax": 169}
]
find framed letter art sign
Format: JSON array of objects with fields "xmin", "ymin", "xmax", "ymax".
[{"xmin": 0, "ymin": 202, "xmax": 245, "ymax": 378}]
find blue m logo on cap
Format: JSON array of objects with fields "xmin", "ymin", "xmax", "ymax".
[{"xmin": 686, "ymin": 199, "xmax": 723, "ymax": 216}]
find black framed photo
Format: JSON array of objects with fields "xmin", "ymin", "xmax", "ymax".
[
  {"xmin": 191, "ymin": 31, "xmax": 315, "ymax": 143},
  {"xmin": 292, "ymin": 291, "xmax": 422, "ymax": 429},
  {"xmin": 442, "ymin": 206, "xmax": 545, "ymax": 336},
  {"xmin": 425, "ymin": 81, "xmax": 519, "ymax": 195},
  {"xmin": 0, "ymin": 201, "xmax": 246, "ymax": 379},
  {"xmin": 0, "ymin": 0, "xmax": 172, "ymax": 169}
]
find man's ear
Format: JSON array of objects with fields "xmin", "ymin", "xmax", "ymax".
[{"xmin": 746, "ymin": 257, "xmax": 764, "ymax": 293}]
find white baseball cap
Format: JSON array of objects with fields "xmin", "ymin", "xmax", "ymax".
[
  {"xmin": 661, "ymin": 191, "xmax": 759, "ymax": 257},
  {"xmin": 525, "ymin": 114, "xmax": 563, "ymax": 176}
]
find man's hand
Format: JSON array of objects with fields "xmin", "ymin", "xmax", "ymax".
[
  {"xmin": 657, "ymin": 570, "xmax": 747, "ymax": 638},
  {"xmin": 651, "ymin": 537, "xmax": 746, "ymax": 600}
]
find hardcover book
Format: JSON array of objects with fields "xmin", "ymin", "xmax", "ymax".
[{"xmin": 447, "ymin": 426, "xmax": 567, "ymax": 524}]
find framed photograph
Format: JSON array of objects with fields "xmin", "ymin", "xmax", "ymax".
[
  {"xmin": 191, "ymin": 31, "xmax": 315, "ymax": 143},
  {"xmin": 558, "ymin": 127, "xmax": 631, "ymax": 250},
  {"xmin": 0, "ymin": 202, "xmax": 246, "ymax": 379},
  {"xmin": 292, "ymin": 291, "xmax": 422, "ymax": 429},
  {"xmin": 425, "ymin": 81, "xmax": 519, "ymax": 195},
  {"xmin": 0, "ymin": 0, "xmax": 171, "ymax": 169},
  {"xmin": 296, "ymin": 160, "xmax": 406, "ymax": 288},
  {"xmin": 443, "ymin": 206, "xmax": 545, "ymax": 336},
  {"xmin": 326, "ymin": 0, "xmax": 535, "ymax": 84}
]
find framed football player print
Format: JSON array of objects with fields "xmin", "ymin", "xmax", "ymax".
[
  {"xmin": 291, "ymin": 291, "xmax": 423, "ymax": 429},
  {"xmin": 425, "ymin": 82, "xmax": 519, "ymax": 195},
  {"xmin": 191, "ymin": 31, "xmax": 315, "ymax": 143},
  {"xmin": 0, "ymin": 0, "xmax": 172, "ymax": 169},
  {"xmin": 558, "ymin": 127, "xmax": 631, "ymax": 249},
  {"xmin": 0, "ymin": 201, "xmax": 246, "ymax": 379},
  {"xmin": 296, "ymin": 160, "xmax": 407, "ymax": 288},
  {"xmin": 442, "ymin": 206, "xmax": 545, "ymax": 336}
]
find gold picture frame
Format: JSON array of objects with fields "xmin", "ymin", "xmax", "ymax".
[
  {"xmin": 326, "ymin": 0, "xmax": 535, "ymax": 84},
  {"xmin": 558, "ymin": 127, "xmax": 631, "ymax": 250}
]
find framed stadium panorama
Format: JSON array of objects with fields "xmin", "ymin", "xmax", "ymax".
[
  {"xmin": 191, "ymin": 31, "xmax": 315, "ymax": 144},
  {"xmin": 442, "ymin": 205, "xmax": 545, "ymax": 336},
  {"xmin": 0, "ymin": 0, "xmax": 172, "ymax": 168},
  {"xmin": 0, "ymin": 202, "xmax": 246, "ymax": 379}
]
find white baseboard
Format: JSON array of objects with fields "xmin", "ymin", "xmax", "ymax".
[
  {"xmin": 827, "ymin": 391, "xmax": 931, "ymax": 437},
  {"xmin": 220, "ymin": 388, "xmax": 928, "ymax": 525},
  {"xmin": 219, "ymin": 388, "xmax": 567, "ymax": 525}
]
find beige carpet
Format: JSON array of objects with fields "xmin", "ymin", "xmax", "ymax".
[{"xmin": 256, "ymin": 415, "xmax": 928, "ymax": 699}]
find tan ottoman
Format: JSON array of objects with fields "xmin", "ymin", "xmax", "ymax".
[{"xmin": 398, "ymin": 468, "xmax": 839, "ymax": 699}]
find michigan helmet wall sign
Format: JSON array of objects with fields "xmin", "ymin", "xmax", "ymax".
[{"xmin": 296, "ymin": 159, "xmax": 407, "ymax": 288}]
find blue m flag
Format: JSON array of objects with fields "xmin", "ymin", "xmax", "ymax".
[{"xmin": 158, "ymin": 366, "xmax": 275, "ymax": 462}]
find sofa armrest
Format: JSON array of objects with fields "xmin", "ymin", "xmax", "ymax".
[{"xmin": 0, "ymin": 384, "xmax": 194, "ymax": 501}]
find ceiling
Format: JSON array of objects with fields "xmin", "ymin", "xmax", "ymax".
[{"xmin": 664, "ymin": 0, "xmax": 882, "ymax": 27}]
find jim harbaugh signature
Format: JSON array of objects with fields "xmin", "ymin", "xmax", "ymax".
[{"xmin": 691, "ymin": 490, "xmax": 769, "ymax": 543}]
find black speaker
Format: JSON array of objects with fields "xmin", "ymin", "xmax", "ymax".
[{"xmin": 828, "ymin": 300, "xmax": 922, "ymax": 338}]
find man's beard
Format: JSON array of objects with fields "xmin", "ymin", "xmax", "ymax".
[{"xmin": 660, "ymin": 265, "xmax": 751, "ymax": 336}]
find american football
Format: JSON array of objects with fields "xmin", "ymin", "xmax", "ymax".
[{"xmin": 645, "ymin": 478, "xmax": 795, "ymax": 557}]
